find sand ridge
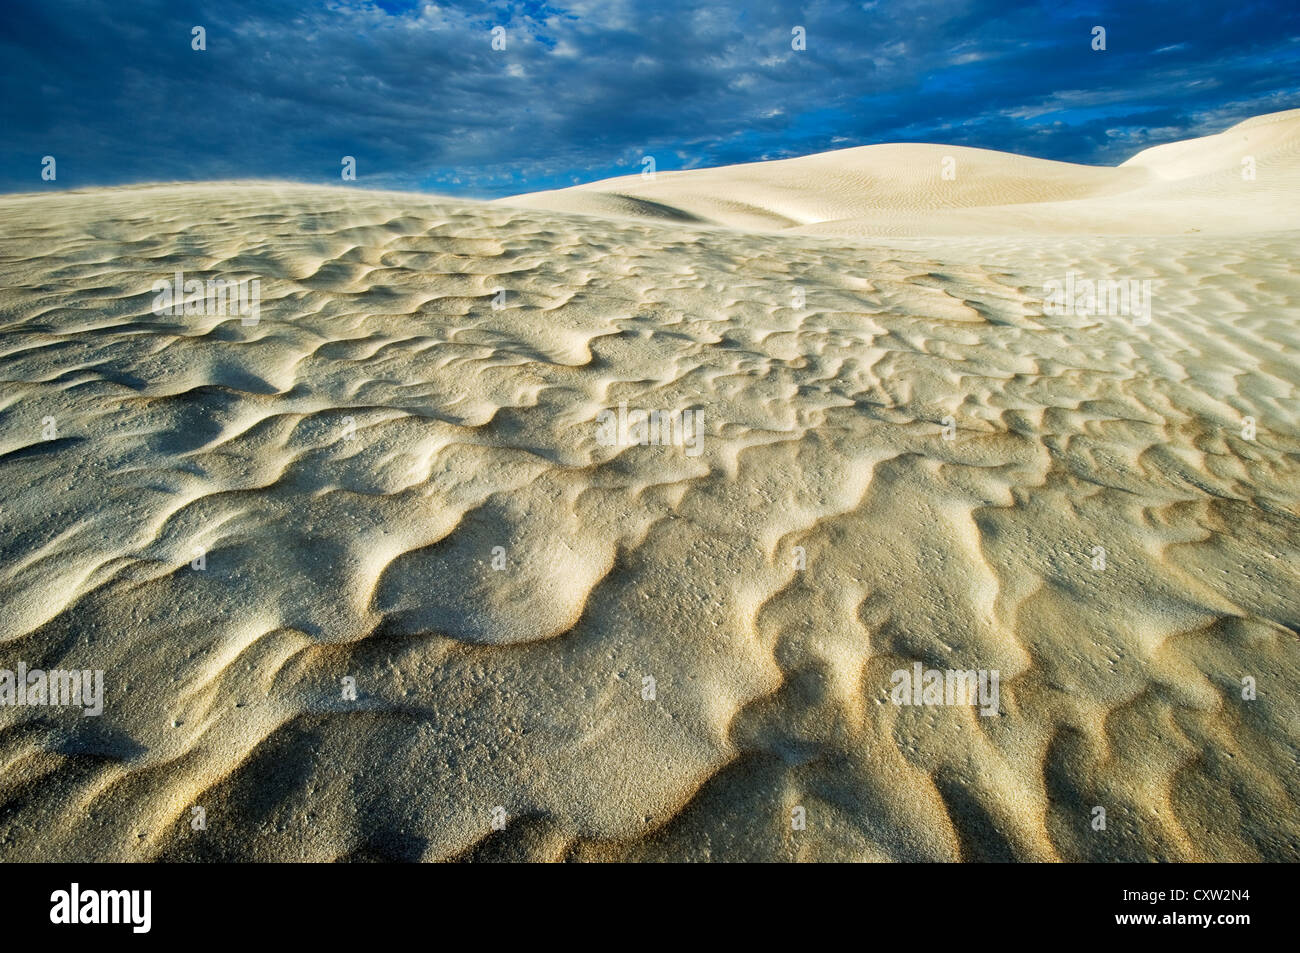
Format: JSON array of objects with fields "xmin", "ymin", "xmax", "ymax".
[
  {"xmin": 0, "ymin": 119, "xmax": 1297, "ymax": 861},
  {"xmin": 500, "ymin": 109, "xmax": 1300, "ymax": 237}
]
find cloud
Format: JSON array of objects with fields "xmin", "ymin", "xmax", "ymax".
[{"xmin": 1, "ymin": 0, "xmax": 1297, "ymax": 195}]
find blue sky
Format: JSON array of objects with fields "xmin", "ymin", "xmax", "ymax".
[{"xmin": 2, "ymin": 0, "xmax": 1297, "ymax": 196}]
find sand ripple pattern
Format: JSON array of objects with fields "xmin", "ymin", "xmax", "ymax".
[{"xmin": 0, "ymin": 183, "xmax": 1296, "ymax": 861}]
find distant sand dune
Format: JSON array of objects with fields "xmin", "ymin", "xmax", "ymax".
[
  {"xmin": 501, "ymin": 109, "xmax": 1300, "ymax": 237},
  {"xmin": 0, "ymin": 114, "xmax": 1297, "ymax": 861}
]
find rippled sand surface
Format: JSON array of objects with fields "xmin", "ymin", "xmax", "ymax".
[{"xmin": 0, "ymin": 116, "xmax": 1297, "ymax": 862}]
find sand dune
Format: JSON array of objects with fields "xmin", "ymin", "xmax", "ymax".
[
  {"xmin": 501, "ymin": 108, "xmax": 1300, "ymax": 237},
  {"xmin": 0, "ymin": 115, "xmax": 1297, "ymax": 862}
]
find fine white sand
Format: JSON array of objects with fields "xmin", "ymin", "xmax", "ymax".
[
  {"xmin": 0, "ymin": 113, "xmax": 1296, "ymax": 861},
  {"xmin": 503, "ymin": 109, "xmax": 1300, "ymax": 237}
]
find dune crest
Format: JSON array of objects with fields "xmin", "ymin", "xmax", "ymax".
[{"xmin": 500, "ymin": 109, "xmax": 1300, "ymax": 237}]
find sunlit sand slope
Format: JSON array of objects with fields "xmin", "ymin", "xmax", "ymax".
[
  {"xmin": 502, "ymin": 109, "xmax": 1300, "ymax": 237},
  {"xmin": 0, "ymin": 175, "xmax": 1296, "ymax": 861}
]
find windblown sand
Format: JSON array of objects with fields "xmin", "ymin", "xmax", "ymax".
[{"xmin": 0, "ymin": 112, "xmax": 1297, "ymax": 861}]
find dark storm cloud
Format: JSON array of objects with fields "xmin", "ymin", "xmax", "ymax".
[{"xmin": 1, "ymin": 0, "xmax": 1297, "ymax": 195}]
